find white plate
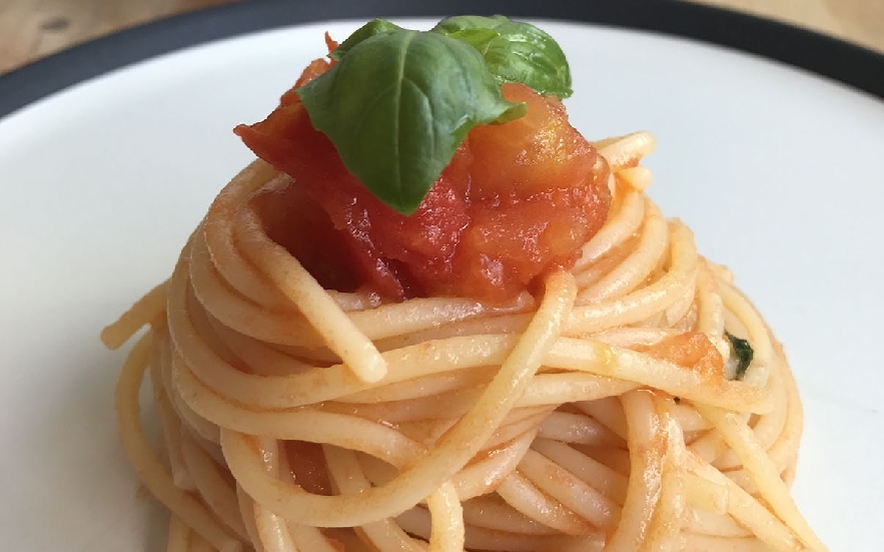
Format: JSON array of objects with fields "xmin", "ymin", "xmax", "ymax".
[{"xmin": 1, "ymin": 17, "xmax": 882, "ymax": 551}]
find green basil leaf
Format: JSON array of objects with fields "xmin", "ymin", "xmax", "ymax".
[
  {"xmin": 433, "ymin": 15, "xmax": 510, "ymax": 33},
  {"xmin": 725, "ymin": 332, "xmax": 754, "ymax": 381},
  {"xmin": 329, "ymin": 18, "xmax": 402, "ymax": 61},
  {"xmin": 297, "ymin": 29, "xmax": 525, "ymax": 215},
  {"xmin": 433, "ymin": 15, "xmax": 573, "ymax": 99},
  {"xmin": 445, "ymin": 27, "xmax": 500, "ymax": 54}
]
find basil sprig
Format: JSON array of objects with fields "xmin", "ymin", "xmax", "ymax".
[
  {"xmin": 328, "ymin": 18, "xmax": 403, "ymax": 61},
  {"xmin": 432, "ymin": 15, "xmax": 573, "ymax": 99},
  {"xmin": 296, "ymin": 16, "xmax": 571, "ymax": 214}
]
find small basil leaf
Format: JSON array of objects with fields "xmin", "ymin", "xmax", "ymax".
[
  {"xmin": 446, "ymin": 28, "xmax": 501, "ymax": 55},
  {"xmin": 494, "ymin": 101, "xmax": 528, "ymax": 124},
  {"xmin": 297, "ymin": 30, "xmax": 524, "ymax": 215},
  {"xmin": 725, "ymin": 332, "xmax": 754, "ymax": 381},
  {"xmin": 433, "ymin": 15, "xmax": 572, "ymax": 99},
  {"xmin": 329, "ymin": 18, "xmax": 403, "ymax": 61},
  {"xmin": 432, "ymin": 15, "xmax": 509, "ymax": 33}
]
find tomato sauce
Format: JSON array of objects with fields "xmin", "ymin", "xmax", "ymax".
[
  {"xmin": 235, "ymin": 59, "xmax": 611, "ymax": 303},
  {"xmin": 642, "ymin": 333, "xmax": 726, "ymax": 382}
]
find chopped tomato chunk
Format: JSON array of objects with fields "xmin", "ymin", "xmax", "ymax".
[
  {"xmin": 235, "ymin": 59, "xmax": 612, "ymax": 302},
  {"xmin": 643, "ymin": 333, "xmax": 726, "ymax": 381},
  {"xmin": 281, "ymin": 34, "xmax": 338, "ymax": 104}
]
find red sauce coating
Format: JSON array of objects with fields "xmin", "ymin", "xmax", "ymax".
[
  {"xmin": 642, "ymin": 333, "xmax": 726, "ymax": 382},
  {"xmin": 284, "ymin": 441, "xmax": 332, "ymax": 495},
  {"xmin": 235, "ymin": 58, "xmax": 611, "ymax": 303}
]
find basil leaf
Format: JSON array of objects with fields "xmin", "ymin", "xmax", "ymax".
[
  {"xmin": 433, "ymin": 15, "xmax": 510, "ymax": 33},
  {"xmin": 297, "ymin": 29, "xmax": 525, "ymax": 215},
  {"xmin": 725, "ymin": 332, "xmax": 754, "ymax": 380},
  {"xmin": 445, "ymin": 27, "xmax": 500, "ymax": 54},
  {"xmin": 432, "ymin": 15, "xmax": 573, "ymax": 99},
  {"xmin": 329, "ymin": 18, "xmax": 402, "ymax": 61}
]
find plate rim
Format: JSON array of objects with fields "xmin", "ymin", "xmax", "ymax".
[{"xmin": 1, "ymin": 0, "xmax": 883, "ymax": 118}]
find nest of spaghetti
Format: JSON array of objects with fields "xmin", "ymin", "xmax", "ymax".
[
  {"xmin": 102, "ymin": 32, "xmax": 825, "ymax": 552},
  {"xmin": 105, "ymin": 136, "xmax": 824, "ymax": 552}
]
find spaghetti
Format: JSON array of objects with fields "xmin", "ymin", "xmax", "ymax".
[{"xmin": 102, "ymin": 18, "xmax": 826, "ymax": 552}]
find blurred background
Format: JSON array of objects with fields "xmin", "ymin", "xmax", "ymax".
[{"xmin": 0, "ymin": 0, "xmax": 882, "ymax": 75}]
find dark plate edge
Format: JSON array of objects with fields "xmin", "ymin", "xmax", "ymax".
[{"xmin": 1, "ymin": 0, "xmax": 882, "ymax": 118}]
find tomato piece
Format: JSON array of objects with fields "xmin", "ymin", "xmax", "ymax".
[
  {"xmin": 236, "ymin": 82, "xmax": 470, "ymax": 299},
  {"xmin": 468, "ymin": 83, "xmax": 604, "ymax": 200},
  {"xmin": 452, "ymin": 84, "xmax": 611, "ymax": 300},
  {"xmin": 281, "ymin": 34, "xmax": 338, "ymax": 104},
  {"xmin": 236, "ymin": 62, "xmax": 611, "ymax": 303},
  {"xmin": 643, "ymin": 333, "xmax": 726, "ymax": 382}
]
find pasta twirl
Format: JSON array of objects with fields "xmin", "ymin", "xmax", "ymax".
[
  {"xmin": 105, "ymin": 131, "xmax": 824, "ymax": 551},
  {"xmin": 103, "ymin": 16, "xmax": 826, "ymax": 552}
]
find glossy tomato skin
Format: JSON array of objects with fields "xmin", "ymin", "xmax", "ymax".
[
  {"xmin": 456, "ymin": 84, "xmax": 610, "ymax": 300},
  {"xmin": 236, "ymin": 94, "xmax": 471, "ymax": 299},
  {"xmin": 236, "ymin": 64, "xmax": 610, "ymax": 303},
  {"xmin": 468, "ymin": 83, "xmax": 603, "ymax": 200}
]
